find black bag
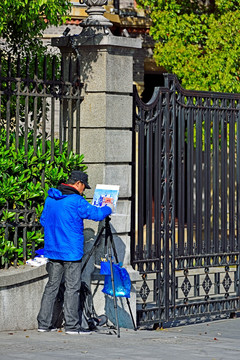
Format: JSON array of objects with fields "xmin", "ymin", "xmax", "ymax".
[
  {"xmin": 79, "ymin": 281, "xmax": 108, "ymax": 330},
  {"xmin": 52, "ymin": 280, "xmax": 108, "ymax": 331}
]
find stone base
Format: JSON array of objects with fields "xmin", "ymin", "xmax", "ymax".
[{"xmin": 0, "ymin": 265, "xmax": 48, "ymax": 332}]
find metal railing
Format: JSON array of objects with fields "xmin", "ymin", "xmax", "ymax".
[{"xmin": 0, "ymin": 53, "xmax": 83, "ymax": 268}]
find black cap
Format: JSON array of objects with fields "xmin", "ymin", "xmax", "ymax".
[{"xmin": 70, "ymin": 171, "xmax": 91, "ymax": 189}]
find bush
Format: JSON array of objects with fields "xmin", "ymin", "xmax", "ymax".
[{"xmin": 0, "ymin": 128, "xmax": 87, "ymax": 267}]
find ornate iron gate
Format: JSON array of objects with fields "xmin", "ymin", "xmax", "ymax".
[{"xmin": 131, "ymin": 74, "xmax": 240, "ymax": 327}]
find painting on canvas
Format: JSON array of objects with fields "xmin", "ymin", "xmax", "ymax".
[{"xmin": 92, "ymin": 184, "xmax": 120, "ymax": 213}]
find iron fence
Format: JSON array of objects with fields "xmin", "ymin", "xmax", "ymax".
[{"xmin": 0, "ymin": 52, "xmax": 83, "ymax": 268}]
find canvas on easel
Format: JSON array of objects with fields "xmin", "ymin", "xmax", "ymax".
[{"xmin": 92, "ymin": 184, "xmax": 120, "ymax": 214}]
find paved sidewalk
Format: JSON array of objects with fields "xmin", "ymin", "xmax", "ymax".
[{"xmin": 0, "ymin": 318, "xmax": 239, "ymax": 360}]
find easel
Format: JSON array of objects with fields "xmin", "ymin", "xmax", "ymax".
[{"xmin": 81, "ymin": 216, "xmax": 137, "ymax": 338}]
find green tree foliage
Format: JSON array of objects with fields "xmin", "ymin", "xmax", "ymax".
[
  {"xmin": 0, "ymin": 0, "xmax": 71, "ymax": 54},
  {"xmin": 137, "ymin": 0, "xmax": 240, "ymax": 92}
]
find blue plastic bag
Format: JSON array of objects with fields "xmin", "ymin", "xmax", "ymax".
[
  {"xmin": 100, "ymin": 260, "xmax": 111, "ymax": 275},
  {"xmin": 101, "ymin": 261, "xmax": 131, "ymax": 298}
]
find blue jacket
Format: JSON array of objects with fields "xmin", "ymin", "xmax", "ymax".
[{"xmin": 40, "ymin": 187, "xmax": 112, "ymax": 261}]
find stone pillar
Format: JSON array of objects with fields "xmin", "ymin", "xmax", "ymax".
[{"xmin": 52, "ymin": 32, "xmax": 141, "ymax": 328}]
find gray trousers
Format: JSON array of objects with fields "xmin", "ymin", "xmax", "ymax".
[{"xmin": 37, "ymin": 259, "xmax": 82, "ymax": 332}]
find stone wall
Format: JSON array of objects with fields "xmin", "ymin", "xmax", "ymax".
[{"xmin": 0, "ymin": 265, "xmax": 48, "ymax": 331}]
